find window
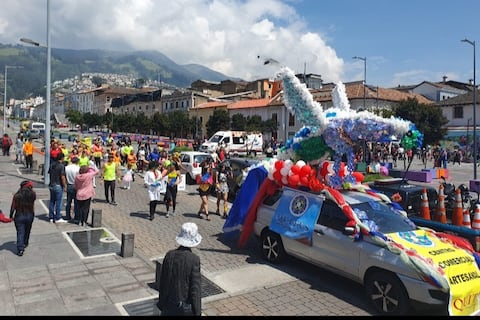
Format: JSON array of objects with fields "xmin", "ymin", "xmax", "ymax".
[
  {"xmin": 453, "ymin": 106, "xmax": 463, "ymax": 119},
  {"xmin": 288, "ymin": 112, "xmax": 295, "ymax": 126},
  {"xmin": 318, "ymin": 200, "xmax": 348, "ymax": 231}
]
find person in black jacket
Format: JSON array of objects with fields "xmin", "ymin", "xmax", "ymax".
[
  {"xmin": 10, "ymin": 180, "xmax": 36, "ymax": 256},
  {"xmin": 157, "ymin": 222, "xmax": 202, "ymax": 316}
]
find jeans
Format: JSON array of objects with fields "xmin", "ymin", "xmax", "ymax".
[
  {"xmin": 49, "ymin": 184, "xmax": 64, "ymax": 220},
  {"xmin": 14, "ymin": 213, "xmax": 34, "ymax": 251},
  {"xmin": 65, "ymin": 184, "xmax": 77, "ymax": 220}
]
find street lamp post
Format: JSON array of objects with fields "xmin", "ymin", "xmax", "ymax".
[
  {"xmin": 353, "ymin": 56, "xmax": 367, "ymax": 110},
  {"xmin": 468, "ymin": 117, "xmax": 472, "ymax": 145},
  {"xmin": 3, "ymin": 65, "xmax": 24, "ymax": 134},
  {"xmin": 353, "ymin": 56, "xmax": 367, "ymax": 162},
  {"xmin": 20, "ymin": 0, "xmax": 51, "ymax": 186},
  {"xmin": 462, "ymin": 38, "xmax": 477, "ymax": 179}
]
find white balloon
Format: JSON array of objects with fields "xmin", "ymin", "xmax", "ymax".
[
  {"xmin": 284, "ymin": 159, "xmax": 293, "ymax": 169},
  {"xmin": 280, "ymin": 167, "xmax": 289, "ymax": 176},
  {"xmin": 281, "ymin": 176, "xmax": 289, "ymax": 185},
  {"xmin": 296, "ymin": 160, "xmax": 306, "ymax": 168}
]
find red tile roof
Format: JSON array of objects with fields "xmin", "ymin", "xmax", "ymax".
[{"xmin": 228, "ymin": 98, "xmax": 271, "ymax": 110}]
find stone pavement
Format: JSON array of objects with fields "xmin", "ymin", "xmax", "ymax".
[{"xmin": 4, "ymin": 127, "xmax": 474, "ymax": 316}]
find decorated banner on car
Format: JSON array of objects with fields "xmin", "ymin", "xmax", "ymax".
[
  {"xmin": 269, "ymin": 187, "xmax": 322, "ymax": 244},
  {"xmin": 389, "ymin": 230, "xmax": 480, "ymax": 316}
]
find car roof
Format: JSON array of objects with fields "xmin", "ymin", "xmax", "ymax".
[
  {"xmin": 336, "ymin": 190, "xmax": 383, "ymax": 205},
  {"xmin": 181, "ymin": 151, "xmax": 212, "ymax": 156}
]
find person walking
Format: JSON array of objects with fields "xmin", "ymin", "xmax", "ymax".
[
  {"xmin": 75, "ymin": 164, "xmax": 99, "ymax": 226},
  {"xmin": 2, "ymin": 133, "xmax": 12, "ymax": 157},
  {"xmin": 64, "ymin": 156, "xmax": 80, "ymax": 222},
  {"xmin": 164, "ymin": 160, "xmax": 181, "ymax": 218},
  {"xmin": 14, "ymin": 134, "xmax": 24, "ymax": 164},
  {"xmin": 101, "ymin": 153, "xmax": 121, "ymax": 205},
  {"xmin": 197, "ymin": 158, "xmax": 213, "ymax": 221},
  {"xmin": 121, "ymin": 163, "xmax": 134, "ymax": 190},
  {"xmin": 157, "ymin": 222, "xmax": 202, "ymax": 316},
  {"xmin": 215, "ymin": 163, "xmax": 232, "ymax": 218},
  {"xmin": 144, "ymin": 161, "xmax": 164, "ymax": 221},
  {"xmin": 48, "ymin": 152, "xmax": 67, "ymax": 223},
  {"xmin": 23, "ymin": 137, "xmax": 34, "ymax": 172},
  {"xmin": 9, "ymin": 180, "xmax": 36, "ymax": 256}
]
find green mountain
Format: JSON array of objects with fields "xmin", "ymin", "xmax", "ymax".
[{"xmin": 0, "ymin": 43, "xmax": 239, "ymax": 99}]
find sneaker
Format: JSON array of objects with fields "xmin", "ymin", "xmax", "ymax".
[
  {"xmin": 55, "ymin": 218, "xmax": 67, "ymax": 223},
  {"xmin": 17, "ymin": 250, "xmax": 24, "ymax": 257},
  {"xmin": 49, "ymin": 219, "xmax": 54, "ymax": 223},
  {"xmin": 110, "ymin": 202, "xmax": 118, "ymax": 206},
  {"xmin": 166, "ymin": 212, "xmax": 170, "ymax": 218}
]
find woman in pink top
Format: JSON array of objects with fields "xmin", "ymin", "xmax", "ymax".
[{"xmin": 74, "ymin": 165, "xmax": 99, "ymax": 226}]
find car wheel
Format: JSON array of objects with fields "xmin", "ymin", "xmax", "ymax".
[
  {"xmin": 364, "ymin": 271, "xmax": 410, "ymax": 315},
  {"xmin": 260, "ymin": 230, "xmax": 286, "ymax": 264}
]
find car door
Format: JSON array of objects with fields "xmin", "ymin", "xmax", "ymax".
[
  {"xmin": 310, "ymin": 200, "xmax": 361, "ymax": 279},
  {"xmin": 180, "ymin": 153, "xmax": 192, "ymax": 175}
]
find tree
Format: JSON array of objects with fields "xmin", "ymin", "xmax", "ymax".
[
  {"xmin": 393, "ymin": 98, "xmax": 448, "ymax": 146},
  {"xmin": 231, "ymin": 113, "xmax": 247, "ymax": 130},
  {"xmin": 206, "ymin": 109, "xmax": 230, "ymax": 137},
  {"xmin": 65, "ymin": 109, "xmax": 83, "ymax": 128},
  {"xmin": 245, "ymin": 115, "xmax": 263, "ymax": 132}
]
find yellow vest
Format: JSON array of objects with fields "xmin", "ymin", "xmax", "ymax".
[{"xmin": 104, "ymin": 162, "xmax": 117, "ymax": 181}]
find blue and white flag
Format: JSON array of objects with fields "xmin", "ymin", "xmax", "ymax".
[{"xmin": 269, "ymin": 187, "xmax": 322, "ymax": 243}]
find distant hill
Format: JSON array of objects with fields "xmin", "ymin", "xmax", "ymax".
[{"xmin": 0, "ymin": 44, "xmax": 241, "ymax": 99}]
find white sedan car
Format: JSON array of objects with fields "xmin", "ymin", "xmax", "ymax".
[
  {"xmin": 254, "ymin": 187, "xmax": 480, "ymax": 315},
  {"xmin": 179, "ymin": 151, "xmax": 214, "ymax": 184}
]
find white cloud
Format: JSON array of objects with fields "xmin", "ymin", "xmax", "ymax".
[{"xmin": 1, "ymin": 0, "xmax": 344, "ymax": 82}]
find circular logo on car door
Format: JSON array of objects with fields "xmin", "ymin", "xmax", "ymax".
[{"xmin": 290, "ymin": 195, "xmax": 308, "ymax": 217}]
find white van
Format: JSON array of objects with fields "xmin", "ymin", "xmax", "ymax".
[{"xmin": 199, "ymin": 130, "xmax": 263, "ymax": 157}]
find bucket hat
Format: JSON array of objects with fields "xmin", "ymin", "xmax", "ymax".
[{"xmin": 175, "ymin": 222, "xmax": 202, "ymax": 248}]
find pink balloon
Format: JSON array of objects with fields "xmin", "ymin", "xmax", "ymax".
[{"xmin": 380, "ymin": 166, "xmax": 389, "ymax": 176}]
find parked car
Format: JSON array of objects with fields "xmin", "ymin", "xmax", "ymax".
[
  {"xmin": 367, "ymin": 178, "xmax": 438, "ymax": 215},
  {"xmin": 179, "ymin": 151, "xmax": 214, "ymax": 184},
  {"xmin": 28, "ymin": 128, "xmax": 41, "ymax": 139},
  {"xmin": 211, "ymin": 158, "xmax": 260, "ymax": 201},
  {"xmin": 253, "ymin": 187, "xmax": 480, "ymax": 315}
]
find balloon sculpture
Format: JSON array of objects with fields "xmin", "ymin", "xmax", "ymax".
[{"xmin": 271, "ymin": 66, "xmax": 423, "ymax": 189}]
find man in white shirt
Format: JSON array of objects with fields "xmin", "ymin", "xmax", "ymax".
[{"xmin": 65, "ymin": 156, "xmax": 80, "ymax": 221}]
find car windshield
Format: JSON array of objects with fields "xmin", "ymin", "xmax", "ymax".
[
  {"xmin": 209, "ymin": 134, "xmax": 222, "ymax": 143},
  {"xmin": 351, "ymin": 201, "xmax": 417, "ymax": 234},
  {"xmin": 194, "ymin": 154, "xmax": 211, "ymax": 163}
]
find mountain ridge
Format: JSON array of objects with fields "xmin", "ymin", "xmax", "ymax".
[{"xmin": 0, "ymin": 43, "xmax": 241, "ymax": 99}]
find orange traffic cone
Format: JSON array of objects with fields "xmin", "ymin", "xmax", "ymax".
[
  {"xmin": 420, "ymin": 188, "xmax": 431, "ymax": 220},
  {"xmin": 472, "ymin": 205, "xmax": 480, "ymax": 230},
  {"xmin": 436, "ymin": 184, "xmax": 447, "ymax": 224},
  {"xmin": 463, "ymin": 209, "xmax": 472, "ymax": 229},
  {"xmin": 452, "ymin": 188, "xmax": 464, "ymax": 226}
]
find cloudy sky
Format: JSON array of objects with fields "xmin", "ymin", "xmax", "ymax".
[{"xmin": 1, "ymin": 0, "xmax": 479, "ymax": 87}]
